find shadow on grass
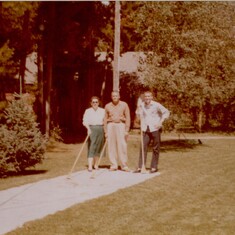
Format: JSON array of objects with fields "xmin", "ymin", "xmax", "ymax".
[
  {"xmin": 87, "ymin": 165, "xmax": 110, "ymax": 170},
  {"xmin": 46, "ymin": 145, "xmax": 74, "ymax": 153},
  {"xmin": 160, "ymin": 139, "xmax": 201, "ymax": 152},
  {"xmin": 62, "ymin": 133, "xmax": 87, "ymax": 144},
  {"xmin": 46, "ymin": 134, "xmax": 87, "ymax": 152},
  {"xmin": 4, "ymin": 169, "xmax": 48, "ymax": 178}
]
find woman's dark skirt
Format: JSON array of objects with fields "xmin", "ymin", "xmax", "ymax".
[{"xmin": 87, "ymin": 125, "xmax": 104, "ymax": 158}]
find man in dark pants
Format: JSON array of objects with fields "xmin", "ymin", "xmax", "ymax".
[{"xmin": 134, "ymin": 91, "xmax": 170, "ymax": 173}]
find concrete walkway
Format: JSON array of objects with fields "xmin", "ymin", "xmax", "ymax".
[{"xmin": 0, "ymin": 169, "xmax": 159, "ymax": 235}]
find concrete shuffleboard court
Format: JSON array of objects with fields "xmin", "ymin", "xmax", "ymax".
[{"xmin": 0, "ymin": 169, "xmax": 160, "ymax": 235}]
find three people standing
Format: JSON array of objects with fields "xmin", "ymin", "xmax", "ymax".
[{"xmin": 83, "ymin": 90, "xmax": 169, "ymax": 173}]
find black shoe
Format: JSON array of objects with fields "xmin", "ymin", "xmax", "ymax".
[
  {"xmin": 133, "ymin": 169, "xmax": 141, "ymax": 173},
  {"xmin": 150, "ymin": 169, "xmax": 158, "ymax": 174}
]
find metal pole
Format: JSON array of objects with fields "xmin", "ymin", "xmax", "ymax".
[{"xmin": 113, "ymin": 0, "xmax": 120, "ymax": 91}]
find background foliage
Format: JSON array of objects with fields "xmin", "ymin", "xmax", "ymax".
[
  {"xmin": 0, "ymin": 1, "xmax": 234, "ymax": 137},
  {"xmin": 126, "ymin": 2, "xmax": 235, "ymax": 131}
]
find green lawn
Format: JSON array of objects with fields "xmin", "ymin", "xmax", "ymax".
[{"xmin": 2, "ymin": 134, "xmax": 235, "ymax": 235}]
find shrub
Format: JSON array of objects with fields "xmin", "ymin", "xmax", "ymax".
[
  {"xmin": 50, "ymin": 124, "xmax": 63, "ymax": 143},
  {"xmin": 0, "ymin": 96, "xmax": 47, "ymax": 177}
]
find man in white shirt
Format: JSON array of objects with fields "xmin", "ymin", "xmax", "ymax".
[
  {"xmin": 134, "ymin": 91, "xmax": 170, "ymax": 173},
  {"xmin": 83, "ymin": 96, "xmax": 105, "ymax": 172}
]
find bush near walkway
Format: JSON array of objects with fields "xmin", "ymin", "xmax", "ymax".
[{"xmin": 0, "ymin": 96, "xmax": 47, "ymax": 177}]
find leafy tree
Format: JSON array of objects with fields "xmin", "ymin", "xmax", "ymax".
[
  {"xmin": 120, "ymin": 1, "xmax": 144, "ymax": 53},
  {"xmin": 128, "ymin": 2, "xmax": 235, "ymax": 131},
  {"xmin": 0, "ymin": 2, "xmax": 39, "ymax": 98}
]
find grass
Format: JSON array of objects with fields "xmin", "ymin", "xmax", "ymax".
[{"xmin": 2, "ymin": 133, "xmax": 235, "ymax": 235}]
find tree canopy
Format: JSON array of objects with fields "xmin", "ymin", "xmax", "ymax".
[
  {"xmin": 127, "ymin": 1, "xmax": 235, "ymax": 130},
  {"xmin": 0, "ymin": 1, "xmax": 39, "ymax": 96}
]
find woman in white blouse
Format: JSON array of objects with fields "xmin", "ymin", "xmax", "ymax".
[{"xmin": 83, "ymin": 96, "xmax": 105, "ymax": 172}]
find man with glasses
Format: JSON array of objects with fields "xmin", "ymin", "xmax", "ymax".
[
  {"xmin": 83, "ymin": 96, "xmax": 105, "ymax": 172},
  {"xmin": 104, "ymin": 91, "xmax": 131, "ymax": 172}
]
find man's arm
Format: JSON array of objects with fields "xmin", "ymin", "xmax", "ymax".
[
  {"xmin": 124, "ymin": 103, "xmax": 131, "ymax": 133},
  {"xmin": 103, "ymin": 105, "xmax": 109, "ymax": 137},
  {"xmin": 158, "ymin": 103, "xmax": 170, "ymax": 125}
]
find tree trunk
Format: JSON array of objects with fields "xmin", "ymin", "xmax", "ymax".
[
  {"xmin": 37, "ymin": 32, "xmax": 45, "ymax": 133},
  {"xmin": 198, "ymin": 101, "xmax": 203, "ymax": 132},
  {"xmin": 19, "ymin": 10, "xmax": 30, "ymax": 95},
  {"xmin": 45, "ymin": 3, "xmax": 55, "ymax": 138}
]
